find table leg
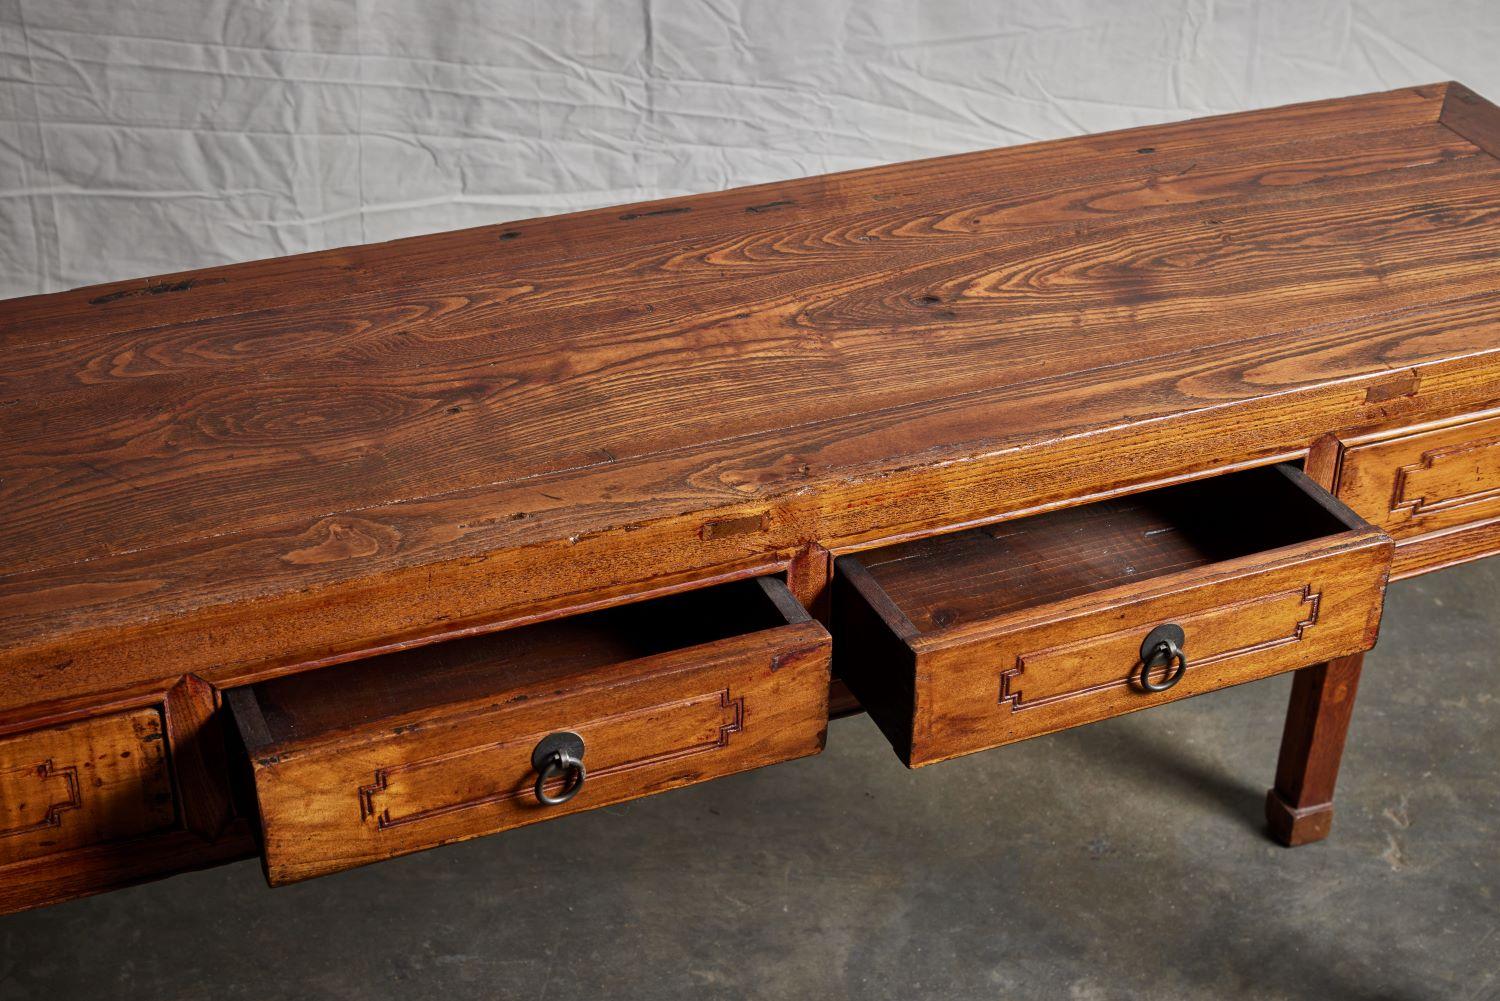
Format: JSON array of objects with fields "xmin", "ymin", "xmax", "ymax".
[{"xmin": 1265, "ymin": 652, "xmax": 1364, "ymax": 846}]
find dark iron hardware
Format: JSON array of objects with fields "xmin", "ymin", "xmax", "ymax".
[
  {"xmin": 531, "ymin": 731, "xmax": 586, "ymax": 806},
  {"xmin": 1138, "ymin": 623, "xmax": 1188, "ymax": 693}
]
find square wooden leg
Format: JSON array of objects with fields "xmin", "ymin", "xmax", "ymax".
[{"xmin": 1266, "ymin": 652, "xmax": 1364, "ymax": 846}]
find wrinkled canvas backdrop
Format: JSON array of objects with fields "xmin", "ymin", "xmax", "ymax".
[{"xmin": 2, "ymin": 0, "xmax": 1498, "ymax": 298}]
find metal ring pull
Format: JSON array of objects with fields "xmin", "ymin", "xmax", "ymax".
[
  {"xmin": 531, "ymin": 731, "xmax": 586, "ymax": 806},
  {"xmin": 1137, "ymin": 623, "xmax": 1188, "ymax": 693}
]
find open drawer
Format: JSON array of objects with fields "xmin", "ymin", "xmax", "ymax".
[
  {"xmin": 832, "ymin": 465, "xmax": 1392, "ymax": 768},
  {"xmin": 228, "ymin": 577, "xmax": 830, "ymax": 885}
]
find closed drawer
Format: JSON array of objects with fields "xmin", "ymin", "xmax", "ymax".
[
  {"xmin": 1335, "ymin": 409, "xmax": 1500, "ymax": 578},
  {"xmin": 227, "ymin": 577, "xmax": 830, "ymax": 885},
  {"xmin": 832, "ymin": 465, "xmax": 1392, "ymax": 768},
  {"xmin": 0, "ymin": 708, "xmax": 175, "ymax": 866}
]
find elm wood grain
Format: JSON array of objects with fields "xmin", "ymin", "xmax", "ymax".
[
  {"xmin": 6, "ymin": 154, "xmax": 1487, "ymax": 498},
  {"xmin": 0, "ymin": 84, "xmax": 1458, "ymax": 350},
  {"xmin": 7, "ymin": 150, "xmax": 1500, "ymax": 578},
  {"xmin": 1330, "ymin": 408, "xmax": 1500, "ymax": 579},
  {"xmin": 1266, "ymin": 654, "xmax": 1365, "ymax": 846},
  {"xmin": 832, "ymin": 466, "xmax": 1392, "ymax": 767},
  {"xmin": 10, "ymin": 148, "xmax": 1497, "ymax": 605},
  {"xmin": 1, "ymin": 126, "xmax": 1483, "ymax": 396},
  {"xmin": 6, "ymin": 86, "xmax": 1500, "ymax": 724},
  {"xmin": 2, "ymin": 86, "xmax": 1500, "ymax": 908},
  {"xmin": 0, "ymin": 708, "xmax": 175, "ymax": 865},
  {"xmin": 5, "ymin": 277, "xmax": 1499, "ymax": 729},
  {"xmin": 228, "ymin": 578, "xmax": 831, "ymax": 884}
]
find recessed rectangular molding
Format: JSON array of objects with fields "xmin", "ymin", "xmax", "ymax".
[
  {"xmin": 359, "ymin": 689, "xmax": 746, "ymax": 831},
  {"xmin": 1001, "ymin": 586, "xmax": 1320, "ymax": 711},
  {"xmin": 1390, "ymin": 434, "xmax": 1500, "ymax": 517},
  {"xmin": 0, "ymin": 709, "xmax": 175, "ymax": 867}
]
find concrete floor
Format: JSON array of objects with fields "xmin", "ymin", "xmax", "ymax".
[{"xmin": 2, "ymin": 558, "xmax": 1496, "ymax": 1001}]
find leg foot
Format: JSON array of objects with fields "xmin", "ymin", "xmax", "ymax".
[
  {"xmin": 1265, "ymin": 652, "xmax": 1364, "ymax": 847},
  {"xmin": 1265, "ymin": 789, "xmax": 1334, "ymax": 846}
]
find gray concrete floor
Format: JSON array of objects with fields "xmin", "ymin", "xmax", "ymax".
[{"xmin": 2, "ymin": 558, "xmax": 1497, "ymax": 1001}]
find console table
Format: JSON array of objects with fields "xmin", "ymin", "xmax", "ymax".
[{"xmin": 3, "ymin": 82, "xmax": 1498, "ymax": 910}]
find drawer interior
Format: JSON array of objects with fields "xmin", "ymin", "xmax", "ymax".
[
  {"xmin": 833, "ymin": 464, "xmax": 1391, "ymax": 767},
  {"xmin": 242, "ymin": 577, "xmax": 806, "ymax": 747},
  {"xmin": 229, "ymin": 575, "xmax": 831, "ymax": 884},
  {"xmin": 854, "ymin": 464, "xmax": 1359, "ymax": 635}
]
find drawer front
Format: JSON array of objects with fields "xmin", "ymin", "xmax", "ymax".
[
  {"xmin": 1337, "ymin": 412, "xmax": 1500, "ymax": 575},
  {"xmin": 910, "ymin": 544, "xmax": 1389, "ymax": 764},
  {"xmin": 242, "ymin": 626, "xmax": 829, "ymax": 884},
  {"xmin": 0, "ymin": 709, "xmax": 176, "ymax": 866}
]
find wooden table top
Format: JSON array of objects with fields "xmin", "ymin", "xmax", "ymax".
[{"xmin": 4, "ymin": 81, "xmax": 1500, "ymax": 719}]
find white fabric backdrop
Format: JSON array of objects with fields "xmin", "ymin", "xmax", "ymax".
[{"xmin": 3, "ymin": 0, "xmax": 1498, "ymax": 298}]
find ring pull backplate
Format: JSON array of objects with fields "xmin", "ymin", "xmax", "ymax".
[
  {"xmin": 531, "ymin": 731, "xmax": 587, "ymax": 806},
  {"xmin": 1138, "ymin": 624, "xmax": 1188, "ymax": 693}
]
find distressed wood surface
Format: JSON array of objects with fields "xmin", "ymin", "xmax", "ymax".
[{"xmin": 4, "ymin": 82, "xmax": 1500, "ymax": 719}]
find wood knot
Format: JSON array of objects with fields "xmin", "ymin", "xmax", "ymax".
[{"xmin": 282, "ymin": 516, "xmax": 400, "ymax": 565}]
